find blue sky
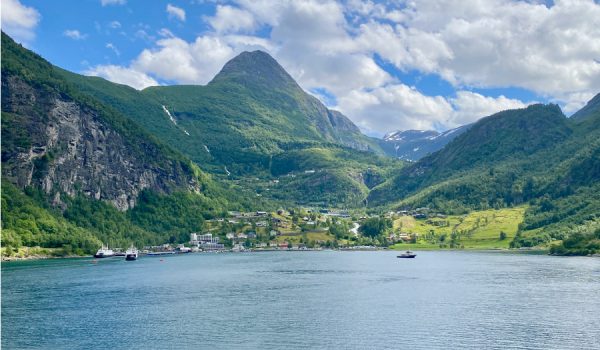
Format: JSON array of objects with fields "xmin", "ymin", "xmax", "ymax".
[{"xmin": 3, "ymin": 0, "xmax": 600, "ymax": 136}]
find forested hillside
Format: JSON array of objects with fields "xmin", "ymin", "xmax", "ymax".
[
  {"xmin": 59, "ymin": 48, "xmax": 403, "ymax": 207},
  {"xmin": 1, "ymin": 33, "xmax": 255, "ymax": 255},
  {"xmin": 368, "ymin": 99, "xmax": 600, "ymax": 254}
]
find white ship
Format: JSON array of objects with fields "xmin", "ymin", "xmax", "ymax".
[
  {"xmin": 125, "ymin": 245, "xmax": 138, "ymax": 261},
  {"xmin": 94, "ymin": 244, "xmax": 115, "ymax": 258}
]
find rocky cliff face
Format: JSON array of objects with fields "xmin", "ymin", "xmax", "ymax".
[{"xmin": 1, "ymin": 73, "xmax": 198, "ymax": 210}]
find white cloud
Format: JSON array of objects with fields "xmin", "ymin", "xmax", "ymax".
[
  {"xmin": 132, "ymin": 36, "xmax": 238, "ymax": 84},
  {"xmin": 134, "ymin": 29, "xmax": 154, "ymax": 42},
  {"xmin": 558, "ymin": 91, "xmax": 596, "ymax": 115},
  {"xmin": 108, "ymin": 21, "xmax": 121, "ymax": 29},
  {"xmin": 84, "ymin": 65, "xmax": 158, "ymax": 90},
  {"xmin": 448, "ymin": 91, "xmax": 528, "ymax": 127},
  {"xmin": 244, "ymin": 1, "xmax": 391, "ymax": 95},
  {"xmin": 166, "ymin": 4, "xmax": 186, "ymax": 21},
  {"xmin": 78, "ymin": 0, "xmax": 600, "ymax": 134},
  {"xmin": 157, "ymin": 28, "xmax": 175, "ymax": 38},
  {"xmin": 63, "ymin": 29, "xmax": 87, "ymax": 40},
  {"xmin": 1, "ymin": 0, "xmax": 40, "ymax": 42},
  {"xmin": 100, "ymin": 0, "xmax": 126, "ymax": 6},
  {"xmin": 337, "ymin": 84, "xmax": 453, "ymax": 132},
  {"xmin": 355, "ymin": 0, "xmax": 600, "ymax": 114},
  {"xmin": 208, "ymin": 5, "xmax": 256, "ymax": 33},
  {"xmin": 105, "ymin": 42, "xmax": 120, "ymax": 56},
  {"xmin": 336, "ymin": 86, "xmax": 529, "ymax": 132}
]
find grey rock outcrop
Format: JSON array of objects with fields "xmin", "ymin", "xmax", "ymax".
[{"xmin": 1, "ymin": 74, "xmax": 199, "ymax": 210}]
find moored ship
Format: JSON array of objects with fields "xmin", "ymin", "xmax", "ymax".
[
  {"xmin": 94, "ymin": 244, "xmax": 115, "ymax": 258},
  {"xmin": 125, "ymin": 245, "xmax": 138, "ymax": 261}
]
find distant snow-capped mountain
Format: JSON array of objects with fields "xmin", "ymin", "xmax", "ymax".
[{"xmin": 379, "ymin": 124, "xmax": 472, "ymax": 161}]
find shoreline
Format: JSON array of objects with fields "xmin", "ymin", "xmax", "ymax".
[
  {"xmin": 4, "ymin": 246, "xmax": 597, "ymax": 262},
  {"xmin": 1, "ymin": 254, "xmax": 89, "ymax": 262}
]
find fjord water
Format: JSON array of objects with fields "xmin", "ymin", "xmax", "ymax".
[{"xmin": 2, "ymin": 252, "xmax": 599, "ymax": 349}]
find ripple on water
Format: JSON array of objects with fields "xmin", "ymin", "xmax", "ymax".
[{"xmin": 2, "ymin": 251, "xmax": 600, "ymax": 349}]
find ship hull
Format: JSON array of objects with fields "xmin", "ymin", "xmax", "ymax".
[{"xmin": 94, "ymin": 254, "xmax": 114, "ymax": 258}]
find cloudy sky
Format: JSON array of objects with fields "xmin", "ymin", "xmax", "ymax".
[{"xmin": 3, "ymin": 0, "xmax": 600, "ymax": 136}]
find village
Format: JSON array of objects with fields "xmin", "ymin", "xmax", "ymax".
[{"xmin": 140, "ymin": 207, "xmax": 437, "ymax": 254}]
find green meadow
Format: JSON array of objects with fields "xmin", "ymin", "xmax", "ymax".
[{"xmin": 390, "ymin": 206, "xmax": 527, "ymax": 250}]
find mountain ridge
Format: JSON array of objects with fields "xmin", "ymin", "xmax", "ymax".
[{"xmin": 378, "ymin": 124, "xmax": 472, "ymax": 161}]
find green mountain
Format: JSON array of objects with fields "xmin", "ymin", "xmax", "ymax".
[
  {"xmin": 3, "ymin": 30, "xmax": 597, "ymax": 256},
  {"xmin": 1, "ymin": 33, "xmax": 252, "ymax": 255},
  {"xmin": 59, "ymin": 49, "xmax": 401, "ymax": 207},
  {"xmin": 368, "ymin": 104, "xmax": 571, "ymax": 206},
  {"xmin": 368, "ymin": 101, "xmax": 600, "ymax": 254}
]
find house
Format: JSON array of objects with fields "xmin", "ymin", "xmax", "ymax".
[
  {"xmin": 255, "ymin": 242, "xmax": 267, "ymax": 248},
  {"xmin": 237, "ymin": 233, "xmax": 248, "ymax": 240},
  {"xmin": 256, "ymin": 211, "xmax": 268, "ymax": 216},
  {"xmin": 247, "ymin": 232, "xmax": 257, "ymax": 239},
  {"xmin": 398, "ymin": 233, "xmax": 410, "ymax": 240},
  {"xmin": 304, "ymin": 170, "xmax": 315, "ymax": 174},
  {"xmin": 279, "ymin": 242, "xmax": 289, "ymax": 249},
  {"xmin": 269, "ymin": 230, "xmax": 279, "ymax": 237},
  {"xmin": 256, "ymin": 221, "xmax": 268, "ymax": 227},
  {"xmin": 226, "ymin": 233, "xmax": 235, "ymax": 240}
]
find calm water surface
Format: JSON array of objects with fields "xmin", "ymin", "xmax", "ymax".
[{"xmin": 2, "ymin": 251, "xmax": 600, "ymax": 349}]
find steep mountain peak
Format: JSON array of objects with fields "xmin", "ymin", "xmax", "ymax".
[{"xmin": 209, "ymin": 50, "xmax": 299, "ymax": 90}]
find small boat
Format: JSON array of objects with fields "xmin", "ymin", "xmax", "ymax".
[
  {"xmin": 125, "ymin": 245, "xmax": 138, "ymax": 261},
  {"xmin": 94, "ymin": 244, "xmax": 115, "ymax": 258},
  {"xmin": 397, "ymin": 251, "xmax": 417, "ymax": 258}
]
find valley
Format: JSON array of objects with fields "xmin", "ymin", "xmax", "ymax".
[{"xmin": 1, "ymin": 31, "xmax": 599, "ymax": 258}]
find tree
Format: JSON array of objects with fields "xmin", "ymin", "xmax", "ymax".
[
  {"xmin": 359, "ymin": 217, "xmax": 391, "ymax": 238},
  {"xmin": 499, "ymin": 231, "xmax": 507, "ymax": 240}
]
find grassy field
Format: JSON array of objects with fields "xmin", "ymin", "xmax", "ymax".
[
  {"xmin": 275, "ymin": 230, "xmax": 334, "ymax": 244},
  {"xmin": 390, "ymin": 206, "xmax": 527, "ymax": 250}
]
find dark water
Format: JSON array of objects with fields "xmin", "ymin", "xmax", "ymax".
[{"xmin": 2, "ymin": 251, "xmax": 599, "ymax": 349}]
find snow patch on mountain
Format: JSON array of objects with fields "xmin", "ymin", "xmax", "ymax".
[{"xmin": 380, "ymin": 124, "xmax": 472, "ymax": 161}]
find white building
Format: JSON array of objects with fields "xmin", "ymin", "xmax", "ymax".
[{"xmin": 190, "ymin": 233, "xmax": 223, "ymax": 250}]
